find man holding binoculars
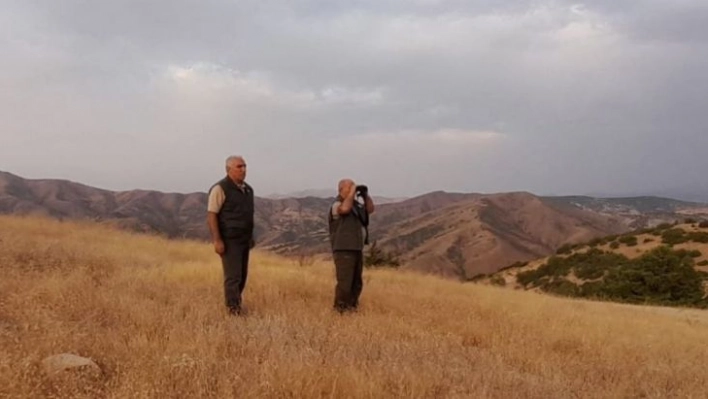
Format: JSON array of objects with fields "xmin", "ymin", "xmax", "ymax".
[{"xmin": 327, "ymin": 178, "xmax": 375, "ymax": 313}]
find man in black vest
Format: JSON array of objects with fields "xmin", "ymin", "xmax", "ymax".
[
  {"xmin": 207, "ymin": 155, "xmax": 255, "ymax": 315},
  {"xmin": 328, "ymin": 178, "xmax": 375, "ymax": 313}
]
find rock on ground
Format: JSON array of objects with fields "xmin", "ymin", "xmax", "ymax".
[{"xmin": 41, "ymin": 353, "xmax": 101, "ymax": 378}]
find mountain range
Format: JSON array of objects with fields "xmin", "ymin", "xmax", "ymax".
[
  {"xmin": 264, "ymin": 188, "xmax": 408, "ymax": 204},
  {"xmin": 2, "ymin": 170, "xmax": 707, "ymax": 278}
]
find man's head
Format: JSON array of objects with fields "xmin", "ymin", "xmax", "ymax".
[
  {"xmin": 337, "ymin": 178, "xmax": 355, "ymax": 198},
  {"xmin": 225, "ymin": 155, "xmax": 247, "ymax": 183}
]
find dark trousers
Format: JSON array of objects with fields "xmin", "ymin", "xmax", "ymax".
[
  {"xmin": 333, "ymin": 250, "xmax": 364, "ymax": 311},
  {"xmin": 220, "ymin": 240, "xmax": 250, "ymax": 311}
]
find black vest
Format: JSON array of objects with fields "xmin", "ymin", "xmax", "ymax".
[
  {"xmin": 212, "ymin": 177, "xmax": 254, "ymax": 242},
  {"xmin": 328, "ymin": 197, "xmax": 368, "ymax": 251}
]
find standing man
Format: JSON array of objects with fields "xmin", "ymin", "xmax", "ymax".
[
  {"xmin": 207, "ymin": 155, "xmax": 255, "ymax": 316},
  {"xmin": 328, "ymin": 178, "xmax": 375, "ymax": 313}
]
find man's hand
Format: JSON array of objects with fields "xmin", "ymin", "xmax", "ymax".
[
  {"xmin": 335, "ymin": 179, "xmax": 358, "ymax": 215},
  {"xmin": 214, "ymin": 239, "xmax": 225, "ymax": 255}
]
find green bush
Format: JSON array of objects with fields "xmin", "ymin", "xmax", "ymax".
[
  {"xmin": 467, "ymin": 273, "xmax": 487, "ymax": 282},
  {"xmin": 698, "ymin": 220, "xmax": 708, "ymax": 228},
  {"xmin": 618, "ymin": 235, "xmax": 638, "ymax": 247},
  {"xmin": 644, "ymin": 238, "xmax": 654, "ymax": 243},
  {"xmin": 580, "ymin": 281, "xmax": 603, "ymax": 297},
  {"xmin": 597, "ymin": 246, "xmax": 705, "ymax": 307},
  {"xmin": 688, "ymin": 232, "xmax": 708, "ymax": 243},
  {"xmin": 609, "ymin": 241, "xmax": 620, "ymax": 249},
  {"xmin": 364, "ymin": 241, "xmax": 401, "ymax": 268},
  {"xmin": 490, "ymin": 275, "xmax": 506, "ymax": 286},
  {"xmin": 573, "ymin": 250, "xmax": 627, "ymax": 280},
  {"xmin": 540, "ymin": 278, "xmax": 580, "ymax": 297},
  {"xmin": 498, "ymin": 261, "xmax": 528, "ymax": 272},
  {"xmin": 514, "ymin": 245, "xmax": 708, "ymax": 308},
  {"xmin": 688, "ymin": 250, "xmax": 702, "ymax": 258},
  {"xmin": 516, "ymin": 271, "xmax": 535, "ymax": 287},
  {"xmin": 661, "ymin": 228, "xmax": 688, "ymax": 246},
  {"xmin": 556, "ymin": 243, "xmax": 574, "ymax": 255},
  {"xmin": 588, "ymin": 237, "xmax": 605, "ymax": 248},
  {"xmin": 697, "ymin": 260, "xmax": 708, "ymax": 266}
]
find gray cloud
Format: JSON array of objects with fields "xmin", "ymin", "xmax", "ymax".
[{"xmin": 1, "ymin": 0, "xmax": 706, "ymax": 199}]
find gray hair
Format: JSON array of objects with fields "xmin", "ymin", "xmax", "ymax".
[{"xmin": 225, "ymin": 155, "xmax": 244, "ymax": 171}]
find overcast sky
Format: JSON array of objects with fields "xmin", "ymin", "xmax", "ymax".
[{"xmin": 2, "ymin": 0, "xmax": 707, "ymax": 199}]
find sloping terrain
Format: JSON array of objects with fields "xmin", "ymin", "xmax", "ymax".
[
  {"xmin": 370, "ymin": 192, "xmax": 629, "ymax": 278},
  {"xmin": 0, "ymin": 170, "xmax": 334, "ymax": 247},
  {"xmin": 2, "ymin": 215, "xmax": 708, "ymax": 398},
  {"xmin": 479, "ymin": 221, "xmax": 708, "ymax": 308},
  {"xmin": 3, "ymin": 170, "xmax": 708, "ymax": 278}
]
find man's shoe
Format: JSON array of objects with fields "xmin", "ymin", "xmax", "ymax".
[{"xmin": 228, "ymin": 306, "xmax": 241, "ymax": 316}]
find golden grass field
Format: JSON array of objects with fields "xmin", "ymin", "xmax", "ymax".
[{"xmin": 2, "ymin": 215, "xmax": 708, "ymax": 398}]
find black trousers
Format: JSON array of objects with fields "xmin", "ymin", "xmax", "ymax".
[
  {"xmin": 220, "ymin": 240, "xmax": 250, "ymax": 310},
  {"xmin": 333, "ymin": 250, "xmax": 364, "ymax": 311}
]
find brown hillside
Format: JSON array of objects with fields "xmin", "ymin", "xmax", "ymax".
[
  {"xmin": 373, "ymin": 192, "xmax": 627, "ymax": 279},
  {"xmin": 4, "ymin": 170, "xmax": 707, "ymax": 279}
]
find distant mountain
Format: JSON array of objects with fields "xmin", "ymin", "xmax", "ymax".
[
  {"xmin": 265, "ymin": 188, "xmax": 333, "ymax": 199},
  {"xmin": 3, "ymin": 170, "xmax": 708, "ymax": 279},
  {"xmin": 366, "ymin": 192, "xmax": 629, "ymax": 278},
  {"xmin": 0, "ymin": 170, "xmax": 333, "ymax": 249},
  {"xmin": 541, "ymin": 195, "xmax": 708, "ymax": 229},
  {"xmin": 265, "ymin": 188, "xmax": 407, "ymax": 204}
]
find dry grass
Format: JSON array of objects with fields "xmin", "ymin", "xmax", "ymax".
[{"xmin": 2, "ymin": 215, "xmax": 708, "ymax": 398}]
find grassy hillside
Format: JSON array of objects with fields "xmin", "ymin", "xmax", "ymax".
[
  {"xmin": 483, "ymin": 222, "xmax": 708, "ymax": 308},
  {"xmin": 2, "ymin": 216, "xmax": 708, "ymax": 398}
]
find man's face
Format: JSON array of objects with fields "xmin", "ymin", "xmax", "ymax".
[{"xmin": 227, "ymin": 158, "xmax": 247, "ymax": 182}]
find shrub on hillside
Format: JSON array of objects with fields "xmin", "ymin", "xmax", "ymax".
[
  {"xmin": 498, "ymin": 261, "xmax": 528, "ymax": 272},
  {"xmin": 364, "ymin": 241, "xmax": 401, "ymax": 268},
  {"xmin": 490, "ymin": 275, "xmax": 506, "ymax": 286},
  {"xmin": 516, "ymin": 270, "xmax": 535, "ymax": 287},
  {"xmin": 650, "ymin": 223, "xmax": 674, "ymax": 236},
  {"xmin": 588, "ymin": 237, "xmax": 605, "ymax": 248},
  {"xmin": 572, "ymin": 250, "xmax": 628, "ymax": 280},
  {"xmin": 597, "ymin": 246, "xmax": 706, "ymax": 307},
  {"xmin": 556, "ymin": 243, "xmax": 574, "ymax": 255},
  {"xmin": 467, "ymin": 273, "xmax": 487, "ymax": 282},
  {"xmin": 661, "ymin": 229, "xmax": 688, "ymax": 246},
  {"xmin": 699, "ymin": 220, "xmax": 708, "ymax": 228},
  {"xmin": 609, "ymin": 241, "xmax": 620, "ymax": 249},
  {"xmin": 697, "ymin": 260, "xmax": 708, "ymax": 267},
  {"xmin": 618, "ymin": 235, "xmax": 638, "ymax": 247},
  {"xmin": 688, "ymin": 232, "xmax": 708, "ymax": 243},
  {"xmin": 515, "ymin": 245, "xmax": 708, "ymax": 308},
  {"xmin": 296, "ymin": 251, "xmax": 316, "ymax": 267},
  {"xmin": 540, "ymin": 277, "xmax": 580, "ymax": 297},
  {"xmin": 681, "ymin": 249, "xmax": 702, "ymax": 258}
]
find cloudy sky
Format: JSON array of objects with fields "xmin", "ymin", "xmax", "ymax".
[{"xmin": 1, "ymin": 0, "xmax": 707, "ymax": 199}]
